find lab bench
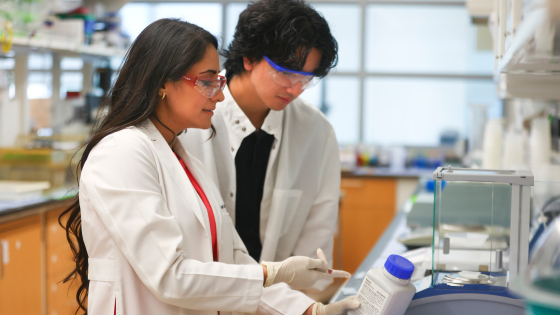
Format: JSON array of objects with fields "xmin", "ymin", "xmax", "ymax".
[{"xmin": 0, "ymin": 168, "xmax": 431, "ymax": 314}]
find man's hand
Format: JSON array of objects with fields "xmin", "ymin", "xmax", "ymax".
[{"xmin": 312, "ymin": 296, "xmax": 360, "ymax": 315}]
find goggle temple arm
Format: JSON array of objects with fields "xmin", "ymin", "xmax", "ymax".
[{"xmin": 262, "ymin": 56, "xmax": 316, "ymax": 77}]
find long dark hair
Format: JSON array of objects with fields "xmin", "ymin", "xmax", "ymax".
[{"xmin": 58, "ymin": 19, "xmax": 218, "ymax": 314}]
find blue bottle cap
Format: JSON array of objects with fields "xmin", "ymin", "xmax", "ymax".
[{"xmin": 384, "ymin": 255, "xmax": 415, "ymax": 280}]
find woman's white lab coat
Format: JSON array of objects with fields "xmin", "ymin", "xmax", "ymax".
[{"xmin": 79, "ymin": 119, "xmax": 314, "ymax": 315}]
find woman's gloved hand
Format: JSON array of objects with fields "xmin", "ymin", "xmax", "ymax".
[
  {"xmin": 313, "ymin": 296, "xmax": 360, "ymax": 315},
  {"xmin": 261, "ymin": 249, "xmax": 351, "ymax": 289}
]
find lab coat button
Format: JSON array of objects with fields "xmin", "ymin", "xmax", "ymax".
[
  {"xmin": 235, "ymin": 120, "xmax": 240, "ymax": 124},
  {"xmin": 230, "ymin": 192, "xmax": 234, "ymax": 198},
  {"xmin": 242, "ymin": 127, "xmax": 246, "ymax": 132},
  {"xmin": 231, "ymin": 147, "xmax": 234, "ymax": 152}
]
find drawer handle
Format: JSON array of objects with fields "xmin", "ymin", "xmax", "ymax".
[{"xmin": 0, "ymin": 239, "xmax": 4, "ymax": 280}]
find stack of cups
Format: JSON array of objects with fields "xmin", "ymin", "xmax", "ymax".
[
  {"xmin": 530, "ymin": 118, "xmax": 551, "ymax": 178},
  {"xmin": 503, "ymin": 130, "xmax": 527, "ymax": 170},
  {"xmin": 482, "ymin": 119, "xmax": 503, "ymax": 169}
]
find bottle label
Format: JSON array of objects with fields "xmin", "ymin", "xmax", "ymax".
[{"xmin": 354, "ymin": 276, "xmax": 389, "ymax": 315}]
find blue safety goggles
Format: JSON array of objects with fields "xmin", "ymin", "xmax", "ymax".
[{"xmin": 263, "ymin": 56, "xmax": 319, "ymax": 90}]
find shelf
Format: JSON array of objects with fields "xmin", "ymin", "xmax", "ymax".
[
  {"xmin": 497, "ymin": 72, "xmax": 560, "ymax": 99},
  {"xmin": 496, "ymin": 7, "xmax": 560, "ymax": 75},
  {"xmin": 494, "ymin": 2, "xmax": 560, "ymax": 99},
  {"xmin": 10, "ymin": 36, "xmax": 126, "ymax": 59}
]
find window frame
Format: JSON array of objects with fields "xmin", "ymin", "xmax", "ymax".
[{"xmin": 128, "ymin": 0, "xmax": 493, "ymax": 143}]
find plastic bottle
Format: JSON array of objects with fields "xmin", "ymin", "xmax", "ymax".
[{"xmin": 348, "ymin": 255, "xmax": 416, "ymax": 315}]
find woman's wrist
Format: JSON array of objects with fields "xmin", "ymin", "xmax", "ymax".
[
  {"xmin": 303, "ymin": 303, "xmax": 315, "ymax": 315},
  {"xmin": 262, "ymin": 264, "xmax": 268, "ymax": 286}
]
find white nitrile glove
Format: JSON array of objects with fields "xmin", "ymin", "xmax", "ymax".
[
  {"xmin": 261, "ymin": 249, "xmax": 351, "ymax": 289},
  {"xmin": 313, "ymin": 296, "xmax": 360, "ymax": 315}
]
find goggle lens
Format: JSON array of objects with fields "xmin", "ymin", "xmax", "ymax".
[
  {"xmin": 182, "ymin": 75, "xmax": 227, "ymax": 98},
  {"xmin": 264, "ymin": 56, "xmax": 319, "ymax": 90}
]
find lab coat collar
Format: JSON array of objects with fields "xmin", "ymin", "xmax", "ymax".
[
  {"xmin": 135, "ymin": 119, "xmax": 217, "ymax": 239},
  {"xmin": 219, "ymin": 74, "xmax": 284, "ymax": 142}
]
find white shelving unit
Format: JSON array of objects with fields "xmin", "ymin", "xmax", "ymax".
[
  {"xmin": 0, "ymin": 35, "xmax": 125, "ymax": 147},
  {"xmin": 11, "ymin": 36, "xmax": 126, "ymax": 59},
  {"xmin": 489, "ymin": 0, "xmax": 560, "ymax": 99}
]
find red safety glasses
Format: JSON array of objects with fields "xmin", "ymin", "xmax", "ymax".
[{"xmin": 182, "ymin": 75, "xmax": 227, "ymax": 98}]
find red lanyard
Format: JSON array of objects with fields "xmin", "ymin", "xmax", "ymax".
[{"xmin": 175, "ymin": 153, "xmax": 218, "ymax": 262}]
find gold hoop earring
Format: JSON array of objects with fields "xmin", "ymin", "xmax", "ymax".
[{"xmin": 161, "ymin": 91, "xmax": 166, "ymax": 99}]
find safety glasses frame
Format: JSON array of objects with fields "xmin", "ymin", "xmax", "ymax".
[{"xmin": 262, "ymin": 56, "xmax": 319, "ymax": 89}]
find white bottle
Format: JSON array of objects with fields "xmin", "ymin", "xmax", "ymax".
[{"xmin": 348, "ymin": 255, "xmax": 416, "ymax": 315}]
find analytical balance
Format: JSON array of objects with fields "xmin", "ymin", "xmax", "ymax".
[{"xmin": 405, "ymin": 167, "xmax": 534, "ymax": 315}]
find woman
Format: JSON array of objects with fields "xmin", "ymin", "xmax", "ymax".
[{"xmin": 60, "ymin": 19, "xmax": 358, "ymax": 315}]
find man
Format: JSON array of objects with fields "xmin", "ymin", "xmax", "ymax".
[{"xmin": 181, "ymin": 0, "xmax": 340, "ymax": 290}]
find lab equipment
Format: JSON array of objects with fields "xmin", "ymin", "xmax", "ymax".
[
  {"xmin": 349, "ymin": 255, "xmax": 416, "ymax": 315},
  {"xmin": 511, "ymin": 217, "xmax": 560, "ymax": 314},
  {"xmin": 405, "ymin": 167, "xmax": 534, "ymax": 315},
  {"xmin": 441, "ymin": 272, "xmax": 496, "ymax": 286}
]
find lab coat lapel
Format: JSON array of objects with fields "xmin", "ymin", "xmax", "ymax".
[
  {"xmin": 172, "ymin": 141, "xmax": 224, "ymax": 237},
  {"xmin": 136, "ymin": 120, "xmax": 208, "ymax": 236}
]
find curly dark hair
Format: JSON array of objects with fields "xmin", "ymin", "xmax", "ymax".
[{"xmin": 223, "ymin": 0, "xmax": 338, "ymax": 79}]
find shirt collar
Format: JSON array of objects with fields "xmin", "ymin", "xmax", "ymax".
[{"xmin": 219, "ymin": 73, "xmax": 283, "ymax": 141}]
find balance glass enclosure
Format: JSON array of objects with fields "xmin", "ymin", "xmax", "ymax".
[{"xmin": 431, "ymin": 167, "xmax": 534, "ymax": 290}]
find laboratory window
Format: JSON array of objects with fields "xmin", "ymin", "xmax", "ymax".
[
  {"xmin": 363, "ymin": 77, "xmax": 500, "ymax": 146},
  {"xmin": 312, "ymin": 4, "xmax": 361, "ymax": 73},
  {"xmin": 27, "ymin": 72, "xmax": 52, "ymax": 99},
  {"xmin": 365, "ymin": 5, "xmax": 494, "ymax": 75},
  {"xmin": 300, "ymin": 76, "xmax": 360, "ymax": 144},
  {"xmin": 28, "ymin": 53, "xmax": 52, "ymax": 70},
  {"xmin": 0, "ymin": 57, "xmax": 15, "ymax": 70},
  {"xmin": 60, "ymin": 57, "xmax": 84, "ymax": 71},
  {"xmin": 120, "ymin": 3, "xmax": 223, "ymax": 43},
  {"xmin": 225, "ymin": 3, "xmax": 250, "ymax": 49},
  {"xmin": 60, "ymin": 72, "xmax": 84, "ymax": 99},
  {"xmin": 119, "ymin": 3, "xmax": 152, "ymax": 41}
]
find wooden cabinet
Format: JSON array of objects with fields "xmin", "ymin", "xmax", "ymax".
[
  {"xmin": 338, "ymin": 177, "xmax": 397, "ymax": 273},
  {"xmin": 0, "ymin": 202, "xmax": 79, "ymax": 315},
  {"xmin": 46, "ymin": 207, "xmax": 80, "ymax": 315},
  {"xmin": 0, "ymin": 215, "xmax": 43, "ymax": 315}
]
